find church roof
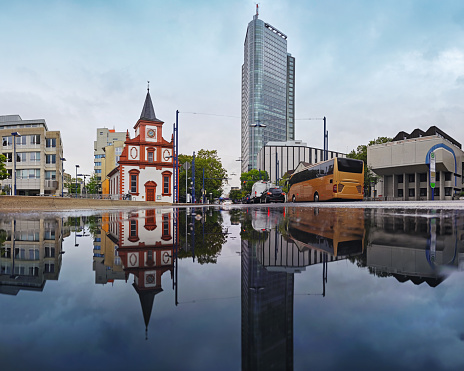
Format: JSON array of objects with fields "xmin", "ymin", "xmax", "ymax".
[{"xmin": 140, "ymin": 90, "xmax": 158, "ymax": 121}]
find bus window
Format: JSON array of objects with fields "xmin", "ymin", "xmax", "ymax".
[{"xmin": 338, "ymin": 158, "xmax": 363, "ymax": 173}]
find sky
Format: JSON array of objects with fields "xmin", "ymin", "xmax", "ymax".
[{"xmin": 2, "ymin": 0, "xmax": 464, "ymax": 190}]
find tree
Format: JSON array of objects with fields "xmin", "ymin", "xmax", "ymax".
[
  {"xmin": 178, "ymin": 149, "xmax": 227, "ymax": 201},
  {"xmin": 86, "ymin": 173, "xmax": 100, "ymax": 194},
  {"xmin": 347, "ymin": 136, "xmax": 392, "ymax": 195},
  {"xmin": 240, "ymin": 169, "xmax": 269, "ymax": 195},
  {"xmin": 228, "ymin": 189, "xmax": 242, "ymax": 201},
  {"xmin": 0, "ymin": 154, "xmax": 8, "ymax": 181},
  {"xmin": 65, "ymin": 177, "xmax": 82, "ymax": 195}
]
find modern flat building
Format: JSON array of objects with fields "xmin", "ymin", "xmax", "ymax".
[
  {"xmin": 368, "ymin": 126, "xmax": 464, "ymax": 200},
  {"xmin": 257, "ymin": 140, "xmax": 346, "ymax": 183},
  {"xmin": 241, "ymin": 7, "xmax": 295, "ymax": 172},
  {"xmin": 94, "ymin": 127, "xmax": 126, "ymax": 186},
  {"xmin": 0, "ymin": 115, "xmax": 64, "ymax": 196},
  {"xmin": 100, "ymin": 139, "xmax": 125, "ymax": 195}
]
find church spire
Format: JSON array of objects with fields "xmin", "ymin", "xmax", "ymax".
[{"xmin": 140, "ymin": 84, "xmax": 158, "ymax": 121}]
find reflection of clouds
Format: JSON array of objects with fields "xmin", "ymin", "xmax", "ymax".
[{"xmin": 294, "ymin": 262, "xmax": 464, "ymax": 370}]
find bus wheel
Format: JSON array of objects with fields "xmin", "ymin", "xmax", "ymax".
[
  {"xmin": 314, "ymin": 193, "xmax": 319, "ymax": 202},
  {"xmin": 292, "ymin": 195, "xmax": 296, "ymax": 203}
]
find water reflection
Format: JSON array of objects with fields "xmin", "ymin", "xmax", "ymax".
[
  {"xmin": 0, "ymin": 217, "xmax": 65, "ymax": 294},
  {"xmin": 1, "ymin": 206, "xmax": 464, "ymax": 369}
]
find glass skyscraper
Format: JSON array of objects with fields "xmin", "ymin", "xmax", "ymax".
[{"xmin": 241, "ymin": 10, "xmax": 295, "ymax": 172}]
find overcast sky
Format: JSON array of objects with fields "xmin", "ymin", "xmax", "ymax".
[{"xmin": 2, "ymin": 0, "xmax": 464, "ymax": 189}]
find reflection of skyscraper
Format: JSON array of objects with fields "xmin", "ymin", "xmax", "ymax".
[
  {"xmin": 241, "ymin": 7, "xmax": 295, "ymax": 171},
  {"xmin": 0, "ymin": 217, "xmax": 63, "ymax": 295},
  {"xmin": 241, "ymin": 236, "xmax": 294, "ymax": 370}
]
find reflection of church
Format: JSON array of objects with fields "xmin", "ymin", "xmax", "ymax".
[
  {"xmin": 106, "ymin": 209, "xmax": 176, "ymax": 337},
  {"xmin": 0, "ymin": 217, "xmax": 64, "ymax": 295}
]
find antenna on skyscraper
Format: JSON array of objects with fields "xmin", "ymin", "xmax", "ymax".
[{"xmin": 256, "ymin": 3, "xmax": 259, "ymax": 17}]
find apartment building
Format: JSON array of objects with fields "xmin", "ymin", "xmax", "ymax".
[
  {"xmin": 94, "ymin": 128, "xmax": 126, "ymax": 187},
  {"xmin": 0, "ymin": 115, "xmax": 63, "ymax": 196}
]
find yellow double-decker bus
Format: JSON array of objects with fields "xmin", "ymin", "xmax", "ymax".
[{"xmin": 288, "ymin": 157, "xmax": 364, "ymax": 202}]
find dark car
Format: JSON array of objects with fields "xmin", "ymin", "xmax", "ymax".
[
  {"xmin": 261, "ymin": 187, "xmax": 286, "ymax": 203},
  {"xmin": 242, "ymin": 194, "xmax": 252, "ymax": 204}
]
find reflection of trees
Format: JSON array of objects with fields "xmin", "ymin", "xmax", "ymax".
[
  {"xmin": 0, "ymin": 228, "xmax": 7, "ymax": 256},
  {"xmin": 86, "ymin": 215, "xmax": 102, "ymax": 239},
  {"xmin": 178, "ymin": 209, "xmax": 226, "ymax": 264}
]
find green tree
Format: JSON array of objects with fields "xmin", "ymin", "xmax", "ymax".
[
  {"xmin": 0, "ymin": 154, "xmax": 8, "ymax": 181},
  {"xmin": 240, "ymin": 169, "xmax": 269, "ymax": 195},
  {"xmin": 86, "ymin": 173, "xmax": 100, "ymax": 194},
  {"xmin": 229, "ymin": 189, "xmax": 242, "ymax": 201},
  {"xmin": 178, "ymin": 149, "xmax": 227, "ymax": 201},
  {"xmin": 65, "ymin": 177, "xmax": 82, "ymax": 195},
  {"xmin": 347, "ymin": 136, "xmax": 392, "ymax": 195}
]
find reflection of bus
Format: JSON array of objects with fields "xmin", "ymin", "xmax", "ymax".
[
  {"xmin": 288, "ymin": 157, "xmax": 364, "ymax": 202},
  {"xmin": 287, "ymin": 208, "xmax": 365, "ymax": 257}
]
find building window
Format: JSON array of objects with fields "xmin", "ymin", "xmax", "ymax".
[
  {"xmin": 16, "ymin": 136, "xmax": 26, "ymax": 145},
  {"xmin": 436, "ymin": 172, "xmax": 440, "ymax": 181},
  {"xmin": 161, "ymin": 171, "xmax": 172, "ymax": 196},
  {"xmin": 434, "ymin": 188, "xmax": 440, "ymax": 196},
  {"xmin": 30, "ymin": 135, "xmax": 40, "ymax": 145},
  {"xmin": 95, "ymin": 162, "xmax": 101, "ymax": 166},
  {"xmin": 408, "ymin": 174, "xmax": 415, "ymax": 183},
  {"xmin": 161, "ymin": 214, "xmax": 171, "ymax": 241},
  {"xmin": 420, "ymin": 188, "xmax": 427, "ymax": 197},
  {"xmin": 45, "ymin": 171, "xmax": 56, "ymax": 180},
  {"xmin": 46, "ymin": 154, "xmax": 56, "ymax": 164},
  {"xmin": 128, "ymin": 169, "xmax": 140, "ymax": 195},
  {"xmin": 95, "ymin": 169, "xmax": 101, "ymax": 173},
  {"xmin": 445, "ymin": 187, "xmax": 452, "ymax": 196},
  {"xmin": 46, "ymin": 138, "xmax": 56, "ymax": 148},
  {"xmin": 419, "ymin": 173, "xmax": 427, "ymax": 182},
  {"xmin": 148, "ymin": 151, "xmax": 154, "ymax": 162},
  {"xmin": 128, "ymin": 218, "xmax": 139, "ymax": 242},
  {"xmin": 2, "ymin": 136, "xmax": 12, "ymax": 146},
  {"xmin": 398, "ymin": 189, "xmax": 403, "ymax": 198},
  {"xmin": 17, "ymin": 153, "xmax": 27, "ymax": 162},
  {"xmin": 445, "ymin": 172, "xmax": 452, "ymax": 181},
  {"xmin": 30, "ymin": 152, "xmax": 40, "ymax": 162},
  {"xmin": 409, "ymin": 189, "xmax": 415, "ymax": 197}
]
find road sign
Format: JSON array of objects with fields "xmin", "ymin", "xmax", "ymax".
[
  {"xmin": 430, "ymin": 152, "xmax": 436, "ymax": 188},
  {"xmin": 182, "ymin": 162, "xmax": 191, "ymax": 170}
]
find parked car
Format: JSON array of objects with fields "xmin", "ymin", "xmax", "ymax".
[
  {"xmin": 242, "ymin": 194, "xmax": 251, "ymax": 204},
  {"xmin": 250, "ymin": 181, "xmax": 271, "ymax": 203},
  {"xmin": 260, "ymin": 187, "xmax": 286, "ymax": 203}
]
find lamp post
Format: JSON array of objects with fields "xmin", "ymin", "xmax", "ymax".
[
  {"xmin": 60, "ymin": 157, "xmax": 66, "ymax": 197},
  {"xmin": 11, "ymin": 132, "xmax": 21, "ymax": 195},
  {"xmin": 78, "ymin": 174, "xmax": 90, "ymax": 197},
  {"xmin": 75, "ymin": 165, "xmax": 80, "ymax": 197},
  {"xmin": 250, "ymin": 122, "xmax": 266, "ymax": 170}
]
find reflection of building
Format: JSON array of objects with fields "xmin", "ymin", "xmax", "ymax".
[
  {"xmin": 0, "ymin": 217, "xmax": 63, "ymax": 295},
  {"xmin": 0, "ymin": 114, "xmax": 64, "ymax": 196},
  {"xmin": 107, "ymin": 209, "xmax": 175, "ymax": 336},
  {"xmin": 365, "ymin": 209, "xmax": 464, "ymax": 286},
  {"xmin": 241, "ymin": 236, "xmax": 294, "ymax": 370},
  {"xmin": 241, "ymin": 7, "xmax": 295, "ymax": 172},
  {"xmin": 93, "ymin": 214, "xmax": 125, "ymax": 284},
  {"xmin": 108, "ymin": 89, "xmax": 174, "ymax": 201},
  {"xmin": 368, "ymin": 126, "xmax": 464, "ymax": 200}
]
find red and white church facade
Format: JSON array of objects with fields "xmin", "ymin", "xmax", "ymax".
[{"xmin": 108, "ymin": 90, "xmax": 174, "ymax": 202}]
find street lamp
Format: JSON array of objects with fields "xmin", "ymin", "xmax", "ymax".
[
  {"xmin": 250, "ymin": 122, "xmax": 266, "ymax": 170},
  {"xmin": 60, "ymin": 157, "xmax": 66, "ymax": 197},
  {"xmin": 75, "ymin": 165, "xmax": 80, "ymax": 197},
  {"xmin": 11, "ymin": 132, "xmax": 21, "ymax": 196},
  {"xmin": 78, "ymin": 174, "xmax": 90, "ymax": 197}
]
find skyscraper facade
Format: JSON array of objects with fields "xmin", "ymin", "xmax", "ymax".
[{"xmin": 241, "ymin": 9, "xmax": 295, "ymax": 172}]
